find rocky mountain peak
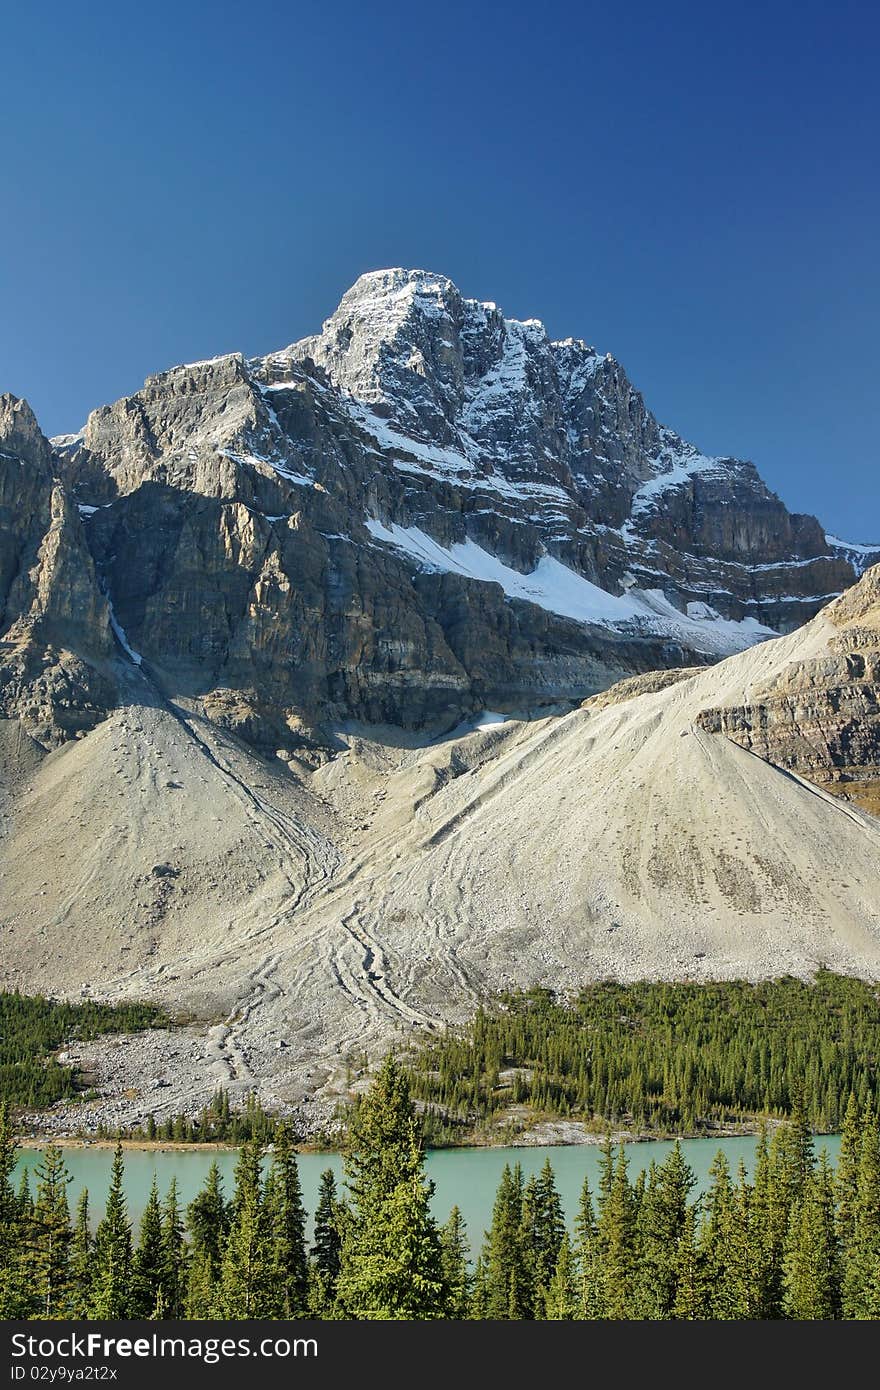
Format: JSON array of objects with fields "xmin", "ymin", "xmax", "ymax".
[
  {"xmin": 1, "ymin": 270, "xmax": 875, "ymax": 750},
  {"xmin": 0, "ymin": 393, "xmax": 54, "ymax": 472}
]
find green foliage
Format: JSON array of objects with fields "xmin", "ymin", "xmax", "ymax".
[
  {"xmin": 404, "ymin": 972, "xmax": 880, "ymax": 1137},
  {"xmin": 336, "ymin": 1056, "xmax": 450, "ymax": 1319},
  {"xmin": 127, "ymin": 1088, "xmax": 279, "ymax": 1146},
  {"xmin": 3, "ymin": 1101, "xmax": 880, "ymax": 1321},
  {"xmin": 0, "ymin": 991, "xmax": 165, "ymax": 1109},
  {"xmin": 90, "ymin": 1142, "xmax": 133, "ymax": 1318}
]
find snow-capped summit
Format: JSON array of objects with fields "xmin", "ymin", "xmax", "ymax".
[{"xmin": 5, "ymin": 268, "xmax": 866, "ymax": 748}]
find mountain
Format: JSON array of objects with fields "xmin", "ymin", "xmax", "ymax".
[
  {"xmin": 2, "ymin": 559, "xmax": 880, "ymax": 1134},
  {"xmin": 2, "ymin": 266, "xmax": 867, "ymax": 755},
  {"xmin": 2, "ymin": 268, "xmax": 880, "ymax": 1132}
]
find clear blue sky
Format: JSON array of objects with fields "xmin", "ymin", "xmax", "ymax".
[{"xmin": 2, "ymin": 0, "xmax": 877, "ymax": 540}]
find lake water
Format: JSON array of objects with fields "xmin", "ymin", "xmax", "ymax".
[{"xmin": 14, "ymin": 1132, "xmax": 842, "ymax": 1244}]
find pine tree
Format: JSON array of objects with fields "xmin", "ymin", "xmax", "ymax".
[
  {"xmin": 90, "ymin": 1142, "xmax": 132, "ymax": 1318},
  {"xmin": 782, "ymin": 1153, "xmax": 840, "ymax": 1319},
  {"xmin": 480, "ymin": 1163, "xmax": 531, "ymax": 1318},
  {"xmin": 336, "ymin": 1058, "xmax": 449, "ymax": 1319},
  {"xmin": 217, "ymin": 1138, "xmax": 274, "ymax": 1318},
  {"xmin": 543, "ymin": 1232, "xmax": 578, "ymax": 1319},
  {"xmin": 160, "ymin": 1179, "xmax": 186, "ymax": 1318},
  {"xmin": 266, "ymin": 1125, "xmax": 308, "ymax": 1317},
  {"xmin": 0, "ymin": 1105, "xmax": 28, "ymax": 1318},
  {"xmin": 309, "ymin": 1169, "xmax": 343, "ymax": 1315},
  {"xmin": 185, "ymin": 1162, "xmax": 228, "ymax": 1318},
  {"xmin": 68, "ymin": 1190, "xmax": 92, "ymax": 1318},
  {"xmin": 842, "ymin": 1102, "xmax": 880, "ymax": 1318},
  {"xmin": 132, "ymin": 1179, "xmax": 164, "ymax": 1317},
  {"xmin": 439, "ymin": 1207, "xmax": 472, "ymax": 1319},
  {"xmin": 28, "ymin": 1147, "xmax": 73, "ymax": 1319}
]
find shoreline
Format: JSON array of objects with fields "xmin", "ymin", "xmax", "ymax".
[{"xmin": 12, "ymin": 1116, "xmax": 795, "ymax": 1155}]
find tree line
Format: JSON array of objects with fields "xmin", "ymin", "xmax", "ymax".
[
  {"xmin": 2, "ymin": 1061, "xmax": 880, "ymax": 1320},
  {"xmin": 405, "ymin": 972, "xmax": 880, "ymax": 1141},
  {"xmin": 0, "ymin": 991, "xmax": 166, "ymax": 1109}
]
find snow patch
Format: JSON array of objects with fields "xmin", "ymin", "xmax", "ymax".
[
  {"xmin": 365, "ymin": 518, "xmax": 776, "ymax": 656},
  {"xmin": 106, "ymin": 601, "xmax": 143, "ymax": 666}
]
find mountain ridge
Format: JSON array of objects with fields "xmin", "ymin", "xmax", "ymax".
[{"xmin": 2, "ymin": 267, "xmax": 874, "ymax": 755}]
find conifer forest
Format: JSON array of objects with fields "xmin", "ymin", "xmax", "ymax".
[{"xmin": 3, "ymin": 1058, "xmax": 880, "ymax": 1321}]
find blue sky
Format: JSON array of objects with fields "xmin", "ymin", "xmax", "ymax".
[{"xmin": 2, "ymin": 0, "xmax": 877, "ymax": 539}]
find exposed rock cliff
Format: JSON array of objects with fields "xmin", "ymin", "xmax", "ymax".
[
  {"xmin": 32, "ymin": 268, "xmax": 868, "ymax": 748},
  {"xmin": 0, "ymin": 395, "xmax": 114, "ymax": 746},
  {"xmin": 696, "ymin": 564, "xmax": 880, "ymax": 813}
]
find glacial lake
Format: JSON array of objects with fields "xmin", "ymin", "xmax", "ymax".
[{"xmin": 14, "ymin": 1133, "xmax": 842, "ymax": 1242}]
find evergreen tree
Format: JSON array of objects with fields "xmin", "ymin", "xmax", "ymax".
[
  {"xmin": 160, "ymin": 1179, "xmax": 186, "ymax": 1318},
  {"xmin": 336, "ymin": 1057, "xmax": 449, "ymax": 1319},
  {"xmin": 634, "ymin": 1142, "xmax": 696, "ymax": 1318},
  {"xmin": 68, "ymin": 1190, "xmax": 92, "ymax": 1319},
  {"xmin": 671, "ymin": 1207, "xmax": 707, "ymax": 1319},
  {"xmin": 439, "ymin": 1207, "xmax": 472, "ymax": 1319},
  {"xmin": 337, "ymin": 1152, "xmax": 448, "ymax": 1319},
  {"xmin": 783, "ymin": 1153, "xmax": 840, "ymax": 1320},
  {"xmin": 266, "ymin": 1125, "xmax": 308, "ymax": 1317},
  {"xmin": 595, "ymin": 1145, "xmax": 636, "ymax": 1318},
  {"xmin": 90, "ymin": 1142, "xmax": 132, "ymax": 1319},
  {"xmin": 309, "ymin": 1169, "xmax": 343, "ymax": 1315},
  {"xmin": 480, "ymin": 1163, "xmax": 531, "ymax": 1318},
  {"xmin": 0, "ymin": 1104, "xmax": 28, "ymax": 1318},
  {"xmin": 132, "ymin": 1179, "xmax": 164, "ymax": 1317},
  {"xmin": 543, "ymin": 1232, "xmax": 578, "ymax": 1320},
  {"xmin": 344, "ymin": 1055, "xmax": 422, "ymax": 1211},
  {"xmin": 834, "ymin": 1091, "xmax": 862, "ymax": 1257},
  {"xmin": 217, "ymin": 1138, "xmax": 274, "ymax": 1318},
  {"xmin": 573, "ymin": 1174, "xmax": 599, "ymax": 1318},
  {"xmin": 184, "ymin": 1162, "xmax": 228, "ymax": 1317},
  {"xmin": 27, "ymin": 1147, "xmax": 73, "ymax": 1319},
  {"xmin": 521, "ymin": 1159, "xmax": 565, "ymax": 1315},
  {"xmin": 842, "ymin": 1102, "xmax": 880, "ymax": 1318}
]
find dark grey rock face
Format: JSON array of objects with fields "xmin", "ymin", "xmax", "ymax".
[
  {"xmin": 0, "ymin": 394, "xmax": 114, "ymax": 746},
  {"xmin": 2, "ymin": 270, "xmax": 873, "ymax": 748}
]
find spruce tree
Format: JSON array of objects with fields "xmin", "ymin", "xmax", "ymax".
[
  {"xmin": 543, "ymin": 1232, "xmax": 578, "ymax": 1320},
  {"xmin": 309, "ymin": 1169, "xmax": 343, "ymax": 1314},
  {"xmin": 68, "ymin": 1190, "xmax": 92, "ymax": 1318},
  {"xmin": 217, "ymin": 1137, "xmax": 274, "ymax": 1318},
  {"xmin": 184, "ymin": 1162, "xmax": 228, "ymax": 1317},
  {"xmin": 834, "ymin": 1091, "xmax": 861, "ymax": 1258},
  {"xmin": 266, "ymin": 1125, "xmax": 308, "ymax": 1317},
  {"xmin": 439, "ymin": 1206, "xmax": 472, "ymax": 1319},
  {"xmin": 595, "ymin": 1145, "xmax": 636, "ymax": 1318},
  {"xmin": 28, "ymin": 1147, "xmax": 73, "ymax": 1319},
  {"xmin": 132, "ymin": 1179, "xmax": 164, "ymax": 1317},
  {"xmin": 842, "ymin": 1102, "xmax": 880, "ymax": 1318},
  {"xmin": 90, "ymin": 1142, "xmax": 132, "ymax": 1319},
  {"xmin": 671, "ymin": 1207, "xmax": 707, "ymax": 1320},
  {"xmin": 634, "ymin": 1142, "xmax": 696, "ymax": 1318},
  {"xmin": 160, "ymin": 1179, "xmax": 186, "ymax": 1318},
  {"xmin": 782, "ymin": 1153, "xmax": 840, "ymax": 1320},
  {"xmin": 521, "ymin": 1159, "xmax": 565, "ymax": 1315},
  {"xmin": 480, "ymin": 1163, "xmax": 531, "ymax": 1318},
  {"xmin": 0, "ymin": 1105, "xmax": 28, "ymax": 1318},
  {"xmin": 336, "ymin": 1057, "xmax": 449, "ymax": 1319},
  {"xmin": 573, "ymin": 1174, "xmax": 598, "ymax": 1318}
]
